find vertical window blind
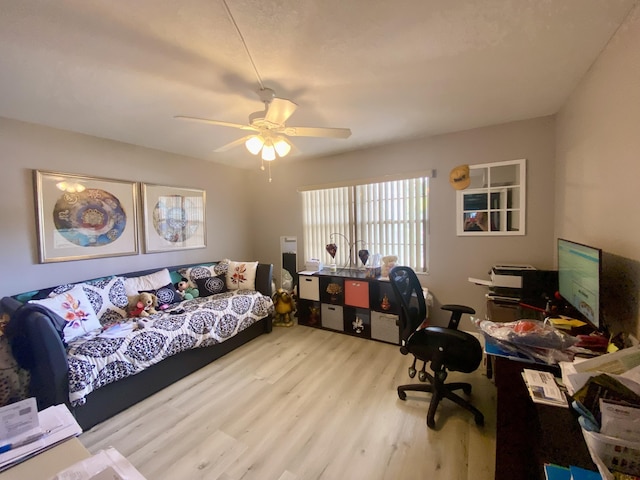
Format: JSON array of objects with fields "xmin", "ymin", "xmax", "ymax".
[{"xmin": 301, "ymin": 176, "xmax": 429, "ymax": 272}]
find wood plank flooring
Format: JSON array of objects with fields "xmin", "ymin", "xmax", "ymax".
[{"xmin": 80, "ymin": 325, "xmax": 497, "ymax": 480}]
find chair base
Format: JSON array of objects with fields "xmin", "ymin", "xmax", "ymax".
[{"xmin": 397, "ymin": 382, "xmax": 484, "ymax": 429}]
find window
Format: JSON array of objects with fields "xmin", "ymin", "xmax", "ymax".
[{"xmin": 301, "ymin": 175, "xmax": 430, "ymax": 272}]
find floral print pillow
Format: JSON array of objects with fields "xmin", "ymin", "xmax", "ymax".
[
  {"xmin": 30, "ymin": 284, "xmax": 102, "ymax": 342},
  {"xmin": 225, "ymin": 261, "xmax": 258, "ymax": 290}
]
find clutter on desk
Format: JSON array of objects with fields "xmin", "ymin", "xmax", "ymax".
[
  {"xmin": 0, "ymin": 399, "xmax": 82, "ymax": 472},
  {"xmin": 521, "ymin": 368, "xmax": 569, "ymax": 407},
  {"xmin": 556, "ymin": 346, "xmax": 640, "ymax": 479},
  {"xmin": 475, "ymin": 317, "xmax": 579, "ymax": 364}
]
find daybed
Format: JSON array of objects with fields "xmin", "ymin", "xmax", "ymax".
[{"xmin": 0, "ymin": 261, "xmax": 273, "ymax": 430}]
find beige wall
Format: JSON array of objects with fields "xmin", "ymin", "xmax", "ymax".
[
  {"xmin": 250, "ymin": 116, "xmax": 556, "ymax": 327},
  {"xmin": 7, "ymin": 3, "xmax": 637, "ymax": 333},
  {"xmin": 0, "ymin": 117, "xmax": 255, "ymax": 297},
  {"xmin": 555, "ymin": 5, "xmax": 640, "ymax": 336}
]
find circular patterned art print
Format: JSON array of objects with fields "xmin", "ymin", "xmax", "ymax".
[
  {"xmin": 53, "ymin": 189, "xmax": 127, "ymax": 247},
  {"xmin": 152, "ymin": 195, "xmax": 199, "ymax": 243}
]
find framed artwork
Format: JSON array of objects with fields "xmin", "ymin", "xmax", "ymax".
[
  {"xmin": 141, "ymin": 183, "xmax": 206, "ymax": 253},
  {"xmin": 34, "ymin": 170, "xmax": 139, "ymax": 263}
]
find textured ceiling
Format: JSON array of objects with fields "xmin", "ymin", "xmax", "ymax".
[{"xmin": 0, "ymin": 0, "xmax": 637, "ymax": 169}]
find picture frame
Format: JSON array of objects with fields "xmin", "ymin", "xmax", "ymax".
[
  {"xmin": 34, "ymin": 170, "xmax": 139, "ymax": 263},
  {"xmin": 141, "ymin": 183, "xmax": 206, "ymax": 253}
]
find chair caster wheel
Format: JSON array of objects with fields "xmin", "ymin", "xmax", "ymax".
[
  {"xmin": 418, "ymin": 371, "xmax": 427, "ymax": 382},
  {"xmin": 408, "ymin": 367, "xmax": 416, "ymax": 378},
  {"xmin": 398, "ymin": 390, "xmax": 407, "ymax": 401},
  {"xmin": 462, "ymin": 385, "xmax": 472, "ymax": 395},
  {"xmin": 475, "ymin": 415, "xmax": 484, "ymax": 427}
]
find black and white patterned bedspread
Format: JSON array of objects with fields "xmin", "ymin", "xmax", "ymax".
[{"xmin": 66, "ymin": 290, "xmax": 273, "ymax": 407}]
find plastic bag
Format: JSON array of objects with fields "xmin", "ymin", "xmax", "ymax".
[{"xmin": 478, "ymin": 318, "xmax": 578, "ymax": 350}]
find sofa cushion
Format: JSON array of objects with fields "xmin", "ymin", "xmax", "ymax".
[
  {"xmin": 82, "ymin": 277, "xmax": 129, "ymax": 325},
  {"xmin": 178, "ymin": 265, "xmax": 214, "ymax": 288},
  {"xmin": 226, "ymin": 261, "xmax": 258, "ymax": 290},
  {"xmin": 139, "ymin": 282, "xmax": 181, "ymax": 307},
  {"xmin": 195, "ymin": 275, "xmax": 227, "ymax": 297},
  {"xmin": 124, "ymin": 269, "xmax": 172, "ymax": 300},
  {"xmin": 29, "ymin": 284, "xmax": 102, "ymax": 342},
  {"xmin": 38, "ymin": 277, "xmax": 129, "ymax": 326}
]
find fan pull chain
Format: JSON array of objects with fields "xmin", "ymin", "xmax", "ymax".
[{"xmin": 268, "ymin": 162, "xmax": 272, "ymax": 183}]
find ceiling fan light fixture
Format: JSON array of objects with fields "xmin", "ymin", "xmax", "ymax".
[
  {"xmin": 274, "ymin": 137, "xmax": 292, "ymax": 157},
  {"xmin": 261, "ymin": 142, "xmax": 276, "ymax": 161},
  {"xmin": 245, "ymin": 135, "xmax": 264, "ymax": 155}
]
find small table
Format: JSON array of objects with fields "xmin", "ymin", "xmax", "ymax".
[{"xmin": 0, "ymin": 438, "xmax": 91, "ymax": 480}]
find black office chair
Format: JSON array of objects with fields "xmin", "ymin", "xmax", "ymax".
[{"xmin": 388, "ymin": 266, "xmax": 484, "ymax": 429}]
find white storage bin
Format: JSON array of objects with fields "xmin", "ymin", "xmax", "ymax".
[
  {"xmin": 582, "ymin": 428, "xmax": 640, "ymax": 479},
  {"xmin": 299, "ymin": 275, "xmax": 320, "ymax": 301}
]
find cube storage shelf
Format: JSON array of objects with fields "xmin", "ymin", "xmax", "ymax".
[{"xmin": 297, "ymin": 270, "xmax": 401, "ymax": 344}]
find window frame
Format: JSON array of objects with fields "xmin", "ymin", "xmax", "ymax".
[{"xmin": 300, "ymin": 173, "xmax": 431, "ymax": 273}]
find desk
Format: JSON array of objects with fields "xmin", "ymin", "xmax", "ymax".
[
  {"xmin": 492, "ymin": 355, "xmax": 597, "ymax": 479},
  {"xmin": 0, "ymin": 438, "xmax": 91, "ymax": 480}
]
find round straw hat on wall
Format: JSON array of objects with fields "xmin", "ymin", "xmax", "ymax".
[{"xmin": 449, "ymin": 165, "xmax": 470, "ymax": 190}]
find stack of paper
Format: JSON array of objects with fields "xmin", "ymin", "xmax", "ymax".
[
  {"xmin": 0, "ymin": 399, "xmax": 82, "ymax": 472},
  {"xmin": 522, "ymin": 368, "xmax": 569, "ymax": 408},
  {"xmin": 560, "ymin": 344, "xmax": 640, "ymax": 396}
]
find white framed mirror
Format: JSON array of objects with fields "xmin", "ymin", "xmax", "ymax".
[{"xmin": 456, "ymin": 159, "xmax": 526, "ymax": 236}]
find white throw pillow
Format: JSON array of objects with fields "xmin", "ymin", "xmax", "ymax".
[
  {"xmin": 225, "ymin": 261, "xmax": 258, "ymax": 290},
  {"xmin": 124, "ymin": 268, "xmax": 172, "ymax": 299},
  {"xmin": 30, "ymin": 284, "xmax": 102, "ymax": 342}
]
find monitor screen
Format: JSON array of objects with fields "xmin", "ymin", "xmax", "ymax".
[{"xmin": 557, "ymin": 238, "xmax": 602, "ymax": 329}]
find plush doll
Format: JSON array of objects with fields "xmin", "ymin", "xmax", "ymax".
[
  {"xmin": 129, "ymin": 292, "xmax": 158, "ymax": 317},
  {"xmin": 272, "ymin": 288, "xmax": 295, "ymax": 327},
  {"xmin": 175, "ymin": 277, "xmax": 199, "ymax": 300}
]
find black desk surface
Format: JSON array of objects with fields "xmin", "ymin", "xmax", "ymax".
[{"xmin": 493, "ymin": 356, "xmax": 598, "ymax": 479}]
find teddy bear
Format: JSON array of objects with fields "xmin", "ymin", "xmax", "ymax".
[
  {"xmin": 175, "ymin": 277, "xmax": 199, "ymax": 300},
  {"xmin": 381, "ymin": 255, "xmax": 398, "ymax": 278},
  {"xmin": 129, "ymin": 292, "xmax": 158, "ymax": 317}
]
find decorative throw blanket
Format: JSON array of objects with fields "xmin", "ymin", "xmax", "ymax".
[{"xmin": 66, "ymin": 290, "xmax": 273, "ymax": 406}]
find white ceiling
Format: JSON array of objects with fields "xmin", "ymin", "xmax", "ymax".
[{"xmin": 0, "ymin": 0, "xmax": 637, "ymax": 169}]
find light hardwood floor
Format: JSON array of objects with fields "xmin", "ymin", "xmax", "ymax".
[{"xmin": 80, "ymin": 325, "xmax": 497, "ymax": 480}]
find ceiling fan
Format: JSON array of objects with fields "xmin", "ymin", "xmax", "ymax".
[{"xmin": 175, "ymin": 87, "xmax": 352, "ymax": 163}]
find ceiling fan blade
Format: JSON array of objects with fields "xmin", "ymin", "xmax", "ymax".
[
  {"xmin": 264, "ymin": 98, "xmax": 298, "ymax": 125},
  {"xmin": 213, "ymin": 135, "xmax": 254, "ymax": 153},
  {"xmin": 174, "ymin": 116, "xmax": 257, "ymax": 131},
  {"xmin": 282, "ymin": 126, "xmax": 352, "ymax": 139}
]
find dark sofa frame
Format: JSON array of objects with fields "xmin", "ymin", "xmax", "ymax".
[{"xmin": 1, "ymin": 262, "xmax": 273, "ymax": 430}]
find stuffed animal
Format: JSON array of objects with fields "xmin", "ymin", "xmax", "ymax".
[
  {"xmin": 176, "ymin": 277, "xmax": 199, "ymax": 300},
  {"xmin": 272, "ymin": 288, "xmax": 295, "ymax": 327},
  {"xmin": 129, "ymin": 292, "xmax": 158, "ymax": 317},
  {"xmin": 381, "ymin": 255, "xmax": 398, "ymax": 278}
]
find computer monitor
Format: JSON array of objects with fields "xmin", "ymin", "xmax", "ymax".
[{"xmin": 557, "ymin": 238, "xmax": 602, "ymax": 330}]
